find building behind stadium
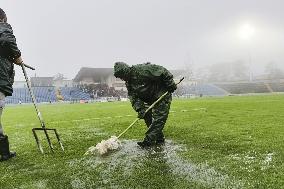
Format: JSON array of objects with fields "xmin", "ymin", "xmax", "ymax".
[{"xmin": 9, "ymin": 66, "xmax": 284, "ymax": 104}]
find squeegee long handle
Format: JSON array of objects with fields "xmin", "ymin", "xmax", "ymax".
[
  {"xmin": 117, "ymin": 77, "xmax": 185, "ymax": 139},
  {"xmin": 144, "ymin": 77, "xmax": 184, "ymax": 115},
  {"xmin": 117, "ymin": 93, "xmax": 167, "ymax": 139},
  {"xmin": 117, "ymin": 118, "xmax": 140, "ymax": 139}
]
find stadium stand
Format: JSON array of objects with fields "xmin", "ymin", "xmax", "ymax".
[
  {"xmin": 6, "ymin": 87, "xmax": 57, "ymax": 104},
  {"xmin": 78, "ymin": 83, "xmax": 128, "ymax": 98},
  {"xmin": 60, "ymin": 87, "xmax": 91, "ymax": 101},
  {"xmin": 215, "ymin": 82, "xmax": 271, "ymax": 94},
  {"xmin": 268, "ymin": 82, "xmax": 284, "ymax": 92},
  {"xmin": 5, "ymin": 87, "xmax": 91, "ymax": 104},
  {"xmin": 176, "ymin": 83, "xmax": 228, "ymax": 96}
]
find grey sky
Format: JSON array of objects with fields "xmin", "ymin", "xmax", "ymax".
[{"xmin": 1, "ymin": 0, "xmax": 284, "ymax": 80}]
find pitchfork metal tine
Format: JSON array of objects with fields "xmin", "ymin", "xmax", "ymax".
[
  {"xmin": 32, "ymin": 128, "xmax": 44, "ymax": 154},
  {"xmin": 54, "ymin": 129, "xmax": 65, "ymax": 151},
  {"xmin": 43, "ymin": 129, "xmax": 54, "ymax": 152},
  {"xmin": 32, "ymin": 128, "xmax": 64, "ymax": 152}
]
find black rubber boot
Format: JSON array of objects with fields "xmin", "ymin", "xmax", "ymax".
[
  {"xmin": 0, "ymin": 135, "xmax": 16, "ymax": 161},
  {"xmin": 137, "ymin": 136, "xmax": 156, "ymax": 148},
  {"xmin": 156, "ymin": 138, "xmax": 165, "ymax": 145},
  {"xmin": 156, "ymin": 133, "xmax": 165, "ymax": 145},
  {"xmin": 137, "ymin": 140, "xmax": 152, "ymax": 148}
]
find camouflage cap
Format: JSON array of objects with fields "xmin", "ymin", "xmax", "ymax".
[{"xmin": 114, "ymin": 62, "xmax": 131, "ymax": 79}]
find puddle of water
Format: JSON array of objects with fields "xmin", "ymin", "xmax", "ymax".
[
  {"xmin": 264, "ymin": 153, "xmax": 273, "ymax": 164},
  {"xmin": 261, "ymin": 153, "xmax": 274, "ymax": 170},
  {"xmin": 71, "ymin": 178, "xmax": 86, "ymax": 189},
  {"xmin": 164, "ymin": 143, "xmax": 243, "ymax": 188},
  {"xmin": 230, "ymin": 152, "xmax": 275, "ymax": 172},
  {"xmin": 68, "ymin": 140, "xmax": 244, "ymax": 188}
]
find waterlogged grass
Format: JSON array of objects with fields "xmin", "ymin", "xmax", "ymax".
[{"xmin": 0, "ymin": 95, "xmax": 284, "ymax": 188}]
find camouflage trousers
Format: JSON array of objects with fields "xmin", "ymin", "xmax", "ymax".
[{"xmin": 143, "ymin": 94, "xmax": 172, "ymax": 143}]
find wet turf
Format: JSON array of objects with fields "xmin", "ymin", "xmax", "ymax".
[{"xmin": 0, "ymin": 95, "xmax": 284, "ymax": 188}]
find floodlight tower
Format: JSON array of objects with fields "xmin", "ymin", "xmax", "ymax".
[{"xmin": 239, "ymin": 23, "xmax": 255, "ymax": 82}]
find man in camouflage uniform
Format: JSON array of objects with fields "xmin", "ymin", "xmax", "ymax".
[
  {"xmin": 0, "ymin": 8, "xmax": 23, "ymax": 161},
  {"xmin": 114, "ymin": 62, "xmax": 177, "ymax": 147}
]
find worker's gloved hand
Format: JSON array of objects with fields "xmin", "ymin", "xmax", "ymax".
[
  {"xmin": 137, "ymin": 109, "xmax": 146, "ymax": 119},
  {"xmin": 14, "ymin": 56, "xmax": 23, "ymax": 65},
  {"xmin": 168, "ymin": 84, "xmax": 177, "ymax": 93}
]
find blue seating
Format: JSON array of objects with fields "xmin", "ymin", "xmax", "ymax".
[
  {"xmin": 60, "ymin": 87, "xmax": 91, "ymax": 101},
  {"xmin": 5, "ymin": 87, "xmax": 91, "ymax": 104},
  {"xmin": 5, "ymin": 87, "xmax": 56, "ymax": 104}
]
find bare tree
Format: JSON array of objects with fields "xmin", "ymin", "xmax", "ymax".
[
  {"xmin": 207, "ymin": 60, "xmax": 249, "ymax": 82},
  {"xmin": 231, "ymin": 60, "xmax": 249, "ymax": 81},
  {"xmin": 265, "ymin": 62, "xmax": 284, "ymax": 79},
  {"xmin": 208, "ymin": 62, "xmax": 231, "ymax": 82}
]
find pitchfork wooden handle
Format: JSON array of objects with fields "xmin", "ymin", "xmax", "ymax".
[
  {"xmin": 16, "ymin": 62, "xmax": 35, "ymax": 70},
  {"xmin": 23, "ymin": 63, "xmax": 35, "ymax": 70}
]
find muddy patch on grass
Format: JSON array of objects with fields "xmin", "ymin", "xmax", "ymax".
[{"xmin": 68, "ymin": 140, "xmax": 244, "ymax": 188}]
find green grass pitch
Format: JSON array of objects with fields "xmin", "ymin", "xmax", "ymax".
[{"xmin": 0, "ymin": 95, "xmax": 283, "ymax": 188}]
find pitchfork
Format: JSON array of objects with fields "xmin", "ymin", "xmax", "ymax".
[{"xmin": 20, "ymin": 63, "xmax": 64, "ymax": 153}]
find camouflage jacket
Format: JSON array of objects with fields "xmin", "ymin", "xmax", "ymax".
[
  {"xmin": 0, "ymin": 23, "xmax": 21, "ymax": 96},
  {"xmin": 126, "ymin": 63, "xmax": 176, "ymax": 112}
]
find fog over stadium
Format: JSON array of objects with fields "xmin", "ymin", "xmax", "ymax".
[{"xmin": 2, "ymin": 0, "xmax": 284, "ymax": 80}]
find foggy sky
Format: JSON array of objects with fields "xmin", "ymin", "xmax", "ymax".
[{"xmin": 1, "ymin": 0, "xmax": 284, "ymax": 80}]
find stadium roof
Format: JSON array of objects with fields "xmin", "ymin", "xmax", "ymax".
[{"xmin": 74, "ymin": 67, "xmax": 114, "ymax": 82}]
